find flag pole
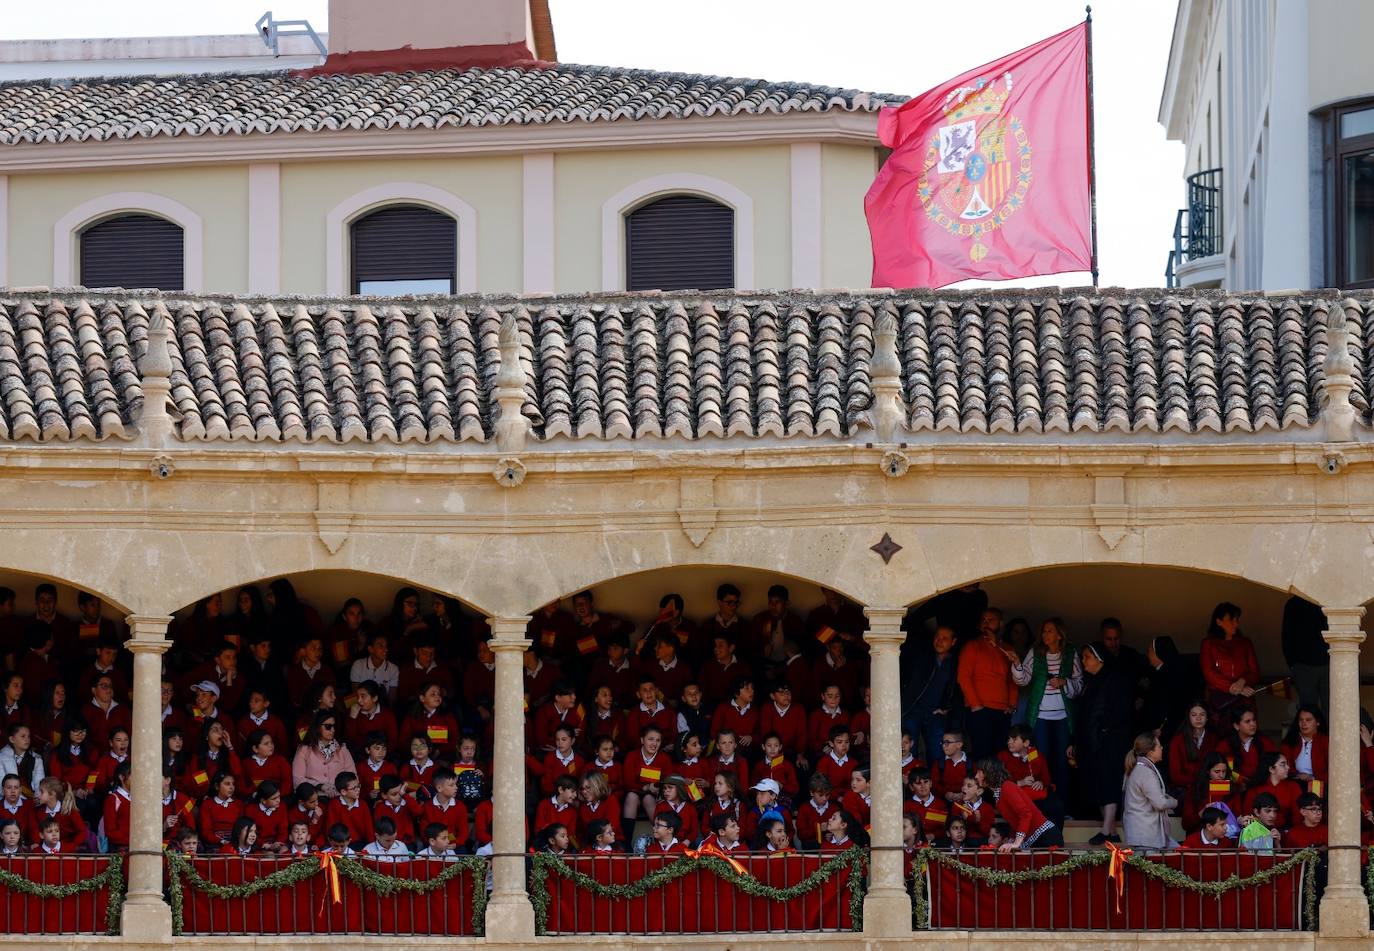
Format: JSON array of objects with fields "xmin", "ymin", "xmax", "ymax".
[{"xmin": 1085, "ymin": 5, "xmax": 1100, "ymax": 287}]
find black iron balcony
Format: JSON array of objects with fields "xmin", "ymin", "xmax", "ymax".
[{"xmin": 1164, "ymin": 167, "xmax": 1223, "ymax": 288}]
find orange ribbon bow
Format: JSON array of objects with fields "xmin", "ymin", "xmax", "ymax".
[
  {"xmin": 319, "ymin": 849, "xmax": 343, "ymax": 905},
  {"xmin": 1104, "ymin": 841, "xmax": 1133, "ymax": 913},
  {"xmin": 687, "ymin": 841, "xmax": 748, "ymax": 877}
]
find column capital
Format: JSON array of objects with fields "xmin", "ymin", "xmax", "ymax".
[
  {"xmin": 1322, "ymin": 606, "xmax": 1366, "ymax": 649},
  {"xmin": 488, "ymin": 615, "xmax": 532, "ymax": 650},
  {"xmin": 124, "ymin": 614, "xmax": 173, "ymax": 640},
  {"xmin": 862, "ymin": 606, "xmax": 907, "ymax": 646}
]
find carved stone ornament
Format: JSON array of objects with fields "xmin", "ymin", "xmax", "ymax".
[
  {"xmin": 870, "ymin": 532, "xmax": 903, "ymax": 564},
  {"xmin": 314, "ymin": 481, "xmax": 353, "ymax": 555},
  {"xmin": 880, "ymin": 450, "xmax": 910, "ymax": 479},
  {"xmin": 677, "ymin": 475, "xmax": 717, "ymax": 548},
  {"xmin": 148, "ymin": 454, "xmax": 175, "ymax": 480},
  {"xmin": 494, "ymin": 457, "xmax": 527, "ymax": 488}
]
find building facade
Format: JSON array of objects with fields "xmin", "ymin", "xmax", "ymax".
[{"xmin": 1159, "ymin": 0, "xmax": 1374, "ymax": 292}]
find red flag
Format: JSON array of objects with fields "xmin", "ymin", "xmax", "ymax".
[{"xmin": 865, "ymin": 23, "xmax": 1092, "ymax": 288}]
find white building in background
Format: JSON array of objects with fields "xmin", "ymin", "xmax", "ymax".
[
  {"xmin": 1159, "ymin": 0, "xmax": 1374, "ymax": 291},
  {"xmin": 0, "ymin": 30, "xmax": 326, "ymax": 80}
]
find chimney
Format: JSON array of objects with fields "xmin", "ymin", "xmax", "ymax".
[{"xmin": 313, "ymin": 0, "xmax": 556, "ymax": 73}]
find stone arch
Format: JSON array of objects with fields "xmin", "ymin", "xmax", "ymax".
[{"xmin": 0, "ymin": 563, "xmax": 134, "ymax": 616}]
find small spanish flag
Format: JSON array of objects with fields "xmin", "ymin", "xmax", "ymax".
[
  {"xmin": 405, "ymin": 780, "xmax": 421, "ymax": 793},
  {"xmin": 770, "ymin": 755, "xmax": 784, "ymax": 769},
  {"xmin": 427, "ymin": 726, "xmax": 449, "ymax": 743},
  {"xmin": 181, "ymin": 799, "xmax": 196, "ymax": 816},
  {"xmin": 816, "ymin": 626, "xmax": 837, "ymax": 645},
  {"xmin": 686, "ymin": 782, "xmax": 703, "ymax": 802},
  {"xmin": 372, "ymin": 779, "xmax": 381, "ymax": 790},
  {"xmin": 1207, "ymin": 781, "xmax": 1231, "ymax": 797},
  {"xmin": 333, "ymin": 641, "xmax": 350, "ymax": 664},
  {"xmin": 575, "ymin": 704, "xmax": 585, "ymax": 721},
  {"xmin": 79, "ymin": 622, "xmax": 100, "ymax": 640},
  {"xmin": 953, "ymin": 801, "xmax": 974, "ymax": 818},
  {"xmin": 576, "ymin": 635, "xmax": 599, "ymax": 656},
  {"xmin": 454, "ymin": 765, "xmax": 476, "ymax": 774},
  {"xmin": 639, "ymin": 767, "xmax": 661, "ymax": 782},
  {"xmin": 523, "ymin": 696, "xmax": 529, "ymax": 713},
  {"xmin": 193, "ymin": 771, "xmax": 210, "ymax": 787},
  {"xmin": 1309, "ymin": 780, "xmax": 1325, "ymax": 798},
  {"xmin": 925, "ymin": 809, "xmax": 948, "ymax": 825},
  {"xmin": 1026, "ymin": 749, "xmax": 1040, "ymax": 762},
  {"xmin": 85, "ymin": 773, "xmax": 98, "ymax": 787}
]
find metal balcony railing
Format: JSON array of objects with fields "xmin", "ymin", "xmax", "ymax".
[{"xmin": 1165, "ymin": 167, "xmax": 1223, "ymax": 288}]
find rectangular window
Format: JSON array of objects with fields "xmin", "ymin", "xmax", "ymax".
[
  {"xmin": 1332, "ymin": 101, "xmax": 1374, "ymax": 288},
  {"xmin": 1345, "ymin": 151, "xmax": 1374, "ymax": 284}
]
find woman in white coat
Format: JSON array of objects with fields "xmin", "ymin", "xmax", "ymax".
[{"xmin": 1121, "ymin": 733, "xmax": 1178, "ymax": 850}]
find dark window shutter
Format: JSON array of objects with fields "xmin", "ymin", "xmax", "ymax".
[
  {"xmin": 626, "ymin": 195, "xmax": 734, "ymax": 291},
  {"xmin": 351, "ymin": 204, "xmax": 457, "ymax": 293},
  {"xmin": 79, "ymin": 214, "xmax": 184, "ymax": 291}
]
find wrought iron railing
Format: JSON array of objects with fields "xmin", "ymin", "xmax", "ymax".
[{"xmin": 1165, "ymin": 167, "xmax": 1223, "ymax": 287}]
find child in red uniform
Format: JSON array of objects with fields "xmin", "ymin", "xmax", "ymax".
[
  {"xmin": 242, "ymin": 730, "xmax": 293, "ymax": 795},
  {"xmin": 374, "ymin": 775, "xmax": 420, "ymax": 847},
  {"xmin": 709, "ymin": 677, "xmax": 760, "ymax": 752},
  {"xmin": 674, "ymin": 732, "xmax": 711, "ymax": 802},
  {"xmin": 806, "ymin": 685, "xmax": 849, "ymax": 759},
  {"xmin": 356, "ymin": 732, "xmax": 398, "ymax": 801},
  {"xmin": 1183, "ymin": 753, "xmax": 1242, "ymax": 832},
  {"xmin": 1168, "ymin": 702, "xmax": 1218, "ymax": 793},
  {"xmin": 577, "ymin": 771, "xmax": 622, "ymax": 845},
  {"xmin": 840, "ymin": 768, "xmax": 872, "ymax": 827},
  {"xmin": 539, "ymin": 725, "xmax": 586, "ymax": 797},
  {"xmin": 700, "ymin": 812, "xmax": 746, "ymax": 854},
  {"xmin": 101, "ymin": 761, "xmax": 132, "ymax": 851},
  {"xmin": 92, "ymin": 727, "xmax": 131, "ymax": 797},
  {"xmin": 324, "ymin": 771, "xmax": 375, "ymax": 847},
  {"xmin": 46, "ymin": 723, "xmax": 94, "ymax": 811},
  {"xmin": 821, "ymin": 808, "xmax": 868, "ymax": 851},
  {"xmin": 416, "ymin": 767, "xmax": 469, "ymax": 849},
  {"xmin": 399, "ymin": 684, "xmax": 460, "ymax": 763},
  {"xmin": 292, "ymin": 783, "xmax": 326, "ymax": 846},
  {"xmin": 978, "ymin": 758, "xmax": 1062, "ymax": 850},
  {"xmin": 708, "ymin": 772, "xmax": 741, "ymax": 823},
  {"xmin": 997, "ymin": 725, "xmax": 1052, "ymax": 800},
  {"xmin": 761, "ymin": 816, "xmax": 795, "ymax": 855},
  {"xmin": 345, "ymin": 682, "xmax": 398, "ymax": 755},
  {"xmin": 646, "ymin": 811, "xmax": 688, "ymax": 854},
  {"xmin": 899, "ymin": 731, "xmax": 923, "ymax": 786},
  {"xmin": 751, "ymin": 733, "xmax": 800, "ymax": 801},
  {"xmin": 653, "ymin": 776, "xmax": 700, "ymax": 845},
  {"xmin": 534, "ymin": 775, "xmax": 581, "ymax": 846},
  {"xmin": 903, "ymin": 767, "xmax": 950, "ymax": 842},
  {"xmin": 199, "ymin": 773, "xmax": 243, "ymax": 846},
  {"xmin": 709, "ymin": 730, "xmax": 746, "ymax": 789},
  {"xmin": 585, "ymin": 736, "xmax": 623, "ymax": 796},
  {"xmin": 237, "ymin": 689, "xmax": 291, "ymax": 758},
  {"xmin": 795, "ymin": 773, "xmax": 835, "ymax": 849},
  {"xmin": 935, "ymin": 731, "xmax": 971, "ymax": 803},
  {"xmin": 530, "ymin": 683, "xmax": 584, "ymax": 753},
  {"xmin": 1180, "ymin": 806, "xmax": 1234, "ymax": 849},
  {"xmin": 285, "ymin": 820, "xmax": 315, "ymax": 856},
  {"xmin": 247, "ymin": 780, "xmax": 288, "ymax": 853},
  {"xmin": 582, "ymin": 687, "xmax": 626, "ymax": 754},
  {"xmin": 1242, "ymin": 752, "xmax": 1303, "ymax": 829},
  {"xmin": 179, "ymin": 721, "xmax": 240, "ymax": 801},
  {"xmin": 30, "ymin": 777, "xmax": 87, "ymax": 849},
  {"xmin": 1285, "ymin": 792, "xmax": 1328, "ymax": 848},
  {"xmin": 623, "ymin": 678, "xmax": 675, "ymax": 750},
  {"xmin": 0, "ymin": 818, "xmax": 22, "ymax": 856},
  {"xmin": 814, "ymin": 726, "xmax": 855, "ymax": 800},
  {"xmin": 622, "ymin": 725, "xmax": 673, "ymax": 825},
  {"xmin": 582, "ymin": 818, "xmax": 618, "ymax": 854},
  {"xmin": 0, "ymin": 775, "xmax": 34, "ymax": 842},
  {"xmin": 952, "ymin": 775, "xmax": 995, "ymax": 841},
  {"xmin": 400, "ymin": 735, "xmax": 437, "ymax": 799},
  {"xmin": 1215, "ymin": 708, "xmax": 1277, "ymax": 790},
  {"xmin": 221, "ymin": 817, "xmax": 260, "ymax": 856},
  {"xmin": 32, "ymin": 817, "xmax": 74, "ymax": 854},
  {"xmin": 758, "ymin": 682, "xmax": 808, "ymax": 766},
  {"xmin": 161, "ymin": 769, "xmax": 195, "ymax": 844}
]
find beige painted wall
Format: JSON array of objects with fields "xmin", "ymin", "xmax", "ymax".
[
  {"xmin": 553, "ymin": 145, "xmax": 791, "ymax": 291},
  {"xmin": 6, "ymin": 166, "xmax": 248, "ymax": 291},
  {"xmin": 821, "ymin": 144, "xmax": 876, "ymax": 288},
  {"xmin": 279, "ymin": 155, "xmax": 523, "ymax": 294},
  {"xmin": 1308, "ymin": 0, "xmax": 1374, "ymax": 110}
]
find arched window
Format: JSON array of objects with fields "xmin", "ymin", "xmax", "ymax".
[
  {"xmin": 79, "ymin": 214, "xmax": 184, "ymax": 290},
  {"xmin": 625, "ymin": 195, "xmax": 734, "ymax": 291},
  {"xmin": 350, "ymin": 204, "xmax": 457, "ymax": 295}
]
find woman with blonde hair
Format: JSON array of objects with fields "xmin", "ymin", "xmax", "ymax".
[{"xmin": 1122, "ymin": 733, "xmax": 1177, "ymax": 850}]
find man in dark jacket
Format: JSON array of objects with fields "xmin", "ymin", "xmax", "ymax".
[
  {"xmin": 1281, "ymin": 596, "xmax": 1328, "ymax": 715},
  {"xmin": 901, "ymin": 624, "xmax": 962, "ymax": 764}
]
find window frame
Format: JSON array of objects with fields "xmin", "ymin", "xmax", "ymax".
[
  {"xmin": 78, "ymin": 212, "xmax": 186, "ymax": 291},
  {"xmin": 348, "ymin": 203, "xmax": 459, "ymax": 297},
  {"xmin": 1329, "ymin": 98, "xmax": 1374, "ymax": 289},
  {"xmin": 623, "ymin": 193, "xmax": 736, "ymax": 293}
]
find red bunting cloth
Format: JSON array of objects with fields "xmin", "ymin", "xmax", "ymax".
[
  {"xmin": 543, "ymin": 853, "xmax": 856, "ymax": 934},
  {"xmin": 0, "ymin": 855, "xmax": 115, "ymax": 934},
  {"xmin": 865, "ymin": 22, "xmax": 1092, "ymax": 288},
  {"xmin": 179, "ymin": 856, "xmax": 478, "ymax": 935},
  {"xmin": 922, "ymin": 851, "xmax": 1304, "ymax": 930}
]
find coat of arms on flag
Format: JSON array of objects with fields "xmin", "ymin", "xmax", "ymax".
[{"xmin": 920, "ymin": 71, "xmax": 1032, "ymax": 264}]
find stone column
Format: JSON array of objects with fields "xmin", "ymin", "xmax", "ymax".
[
  {"xmin": 1319, "ymin": 605, "xmax": 1368, "ymax": 937},
  {"xmin": 484, "ymin": 616, "xmax": 535, "ymax": 942},
  {"xmin": 122, "ymin": 615, "xmax": 174, "ymax": 941},
  {"xmin": 861, "ymin": 607, "xmax": 912, "ymax": 937}
]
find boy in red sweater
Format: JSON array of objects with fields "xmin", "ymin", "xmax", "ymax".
[
  {"xmin": 795, "ymin": 773, "xmax": 836, "ymax": 849},
  {"xmin": 807, "ymin": 685, "xmax": 849, "ymax": 758},
  {"xmin": 1285, "ymin": 792, "xmax": 1328, "ymax": 848},
  {"xmin": 539, "ymin": 725, "xmax": 586, "ymax": 797},
  {"xmin": 758, "ymin": 682, "xmax": 808, "ymax": 767},
  {"xmin": 751, "ymin": 733, "xmax": 800, "ymax": 801},
  {"xmin": 534, "ymin": 775, "xmax": 581, "ymax": 846},
  {"xmin": 416, "ymin": 767, "xmax": 470, "ymax": 849},
  {"xmin": 1180, "ymin": 806, "xmax": 1234, "ymax": 849},
  {"xmin": 323, "ymin": 772, "xmax": 375, "ymax": 847},
  {"xmin": 709, "ymin": 677, "xmax": 760, "ymax": 751},
  {"xmin": 935, "ymin": 731, "xmax": 971, "ymax": 803},
  {"xmin": 374, "ymin": 776, "xmax": 420, "ymax": 847},
  {"xmin": 952, "ymin": 775, "xmax": 995, "ymax": 841},
  {"xmin": 356, "ymin": 732, "xmax": 399, "ymax": 801},
  {"xmin": 814, "ymin": 726, "xmax": 855, "ymax": 800},
  {"xmin": 903, "ymin": 767, "xmax": 949, "ymax": 841},
  {"xmin": 102, "ymin": 761, "xmax": 132, "ymax": 851},
  {"xmin": 198, "ymin": 773, "xmax": 243, "ymax": 845}
]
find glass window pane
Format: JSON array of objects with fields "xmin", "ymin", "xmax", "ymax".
[
  {"xmin": 1345, "ymin": 151, "xmax": 1374, "ymax": 284},
  {"xmin": 356, "ymin": 279, "xmax": 453, "ymax": 296},
  {"xmin": 1341, "ymin": 107, "xmax": 1374, "ymax": 140}
]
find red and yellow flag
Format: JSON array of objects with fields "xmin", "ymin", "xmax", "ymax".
[{"xmin": 865, "ymin": 22, "xmax": 1092, "ymax": 288}]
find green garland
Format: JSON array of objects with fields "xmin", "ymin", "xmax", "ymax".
[
  {"xmin": 908, "ymin": 847, "xmax": 1320, "ymax": 931},
  {"xmin": 165, "ymin": 850, "xmax": 488, "ymax": 936},
  {"xmin": 0, "ymin": 853, "xmax": 124, "ymax": 935},
  {"xmin": 529, "ymin": 847, "xmax": 868, "ymax": 935}
]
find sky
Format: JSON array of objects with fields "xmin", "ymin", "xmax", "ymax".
[{"xmin": 3, "ymin": 0, "xmax": 1185, "ymax": 289}]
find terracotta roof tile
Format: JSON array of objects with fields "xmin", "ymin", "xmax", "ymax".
[
  {"xmin": 0, "ymin": 290, "xmax": 1365, "ymax": 445},
  {"xmin": 0, "ymin": 65, "xmax": 896, "ymax": 146}
]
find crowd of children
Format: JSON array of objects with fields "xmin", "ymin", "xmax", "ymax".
[{"xmin": 0, "ymin": 579, "xmax": 1359, "ymax": 863}]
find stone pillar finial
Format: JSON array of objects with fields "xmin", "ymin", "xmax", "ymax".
[
  {"xmin": 1321, "ymin": 300, "xmax": 1359, "ymax": 442},
  {"xmin": 493, "ymin": 313, "xmax": 532, "ymax": 453},
  {"xmin": 867, "ymin": 311, "xmax": 906, "ymax": 443},
  {"xmin": 137, "ymin": 308, "xmax": 176, "ymax": 445}
]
